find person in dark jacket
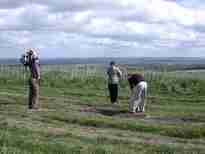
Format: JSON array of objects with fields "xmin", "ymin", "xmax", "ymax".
[
  {"xmin": 21, "ymin": 49, "xmax": 40, "ymax": 110},
  {"xmin": 128, "ymin": 73, "xmax": 147, "ymax": 113}
]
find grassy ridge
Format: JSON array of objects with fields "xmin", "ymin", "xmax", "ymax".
[{"xmin": 0, "ymin": 67, "xmax": 205, "ymax": 153}]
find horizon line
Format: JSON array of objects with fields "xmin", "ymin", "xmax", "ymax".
[{"xmin": 1, "ymin": 56, "xmax": 205, "ymax": 59}]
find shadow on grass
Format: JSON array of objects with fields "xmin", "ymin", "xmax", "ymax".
[
  {"xmin": 79, "ymin": 105, "xmax": 127, "ymax": 116},
  {"xmin": 97, "ymin": 108, "xmax": 127, "ymax": 116},
  {"xmin": 79, "ymin": 106, "xmax": 147, "ymax": 118}
]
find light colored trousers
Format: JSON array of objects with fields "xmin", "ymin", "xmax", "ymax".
[
  {"xmin": 129, "ymin": 81, "xmax": 147, "ymax": 113},
  {"xmin": 29, "ymin": 78, "xmax": 39, "ymax": 109}
]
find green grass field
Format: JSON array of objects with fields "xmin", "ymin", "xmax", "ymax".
[{"xmin": 0, "ymin": 65, "xmax": 205, "ymax": 154}]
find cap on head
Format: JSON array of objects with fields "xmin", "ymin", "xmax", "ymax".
[{"xmin": 110, "ymin": 61, "xmax": 115, "ymax": 66}]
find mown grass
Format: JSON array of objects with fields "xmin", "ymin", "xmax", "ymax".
[
  {"xmin": 0, "ymin": 66, "xmax": 205, "ymax": 153},
  {"xmin": 0, "ymin": 127, "xmax": 203, "ymax": 154},
  {"xmin": 1, "ymin": 115, "xmax": 204, "ymax": 154}
]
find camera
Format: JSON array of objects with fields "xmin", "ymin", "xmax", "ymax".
[
  {"xmin": 20, "ymin": 52, "xmax": 30, "ymax": 66},
  {"xmin": 20, "ymin": 49, "xmax": 39, "ymax": 66}
]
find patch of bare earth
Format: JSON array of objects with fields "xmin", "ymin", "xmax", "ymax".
[{"xmin": 79, "ymin": 106, "xmax": 204, "ymax": 124}]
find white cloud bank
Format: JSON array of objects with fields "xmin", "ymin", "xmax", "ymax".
[{"xmin": 0, "ymin": 0, "xmax": 205, "ymax": 58}]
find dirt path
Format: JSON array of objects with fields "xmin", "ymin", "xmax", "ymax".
[{"xmin": 79, "ymin": 106, "xmax": 205, "ymax": 124}]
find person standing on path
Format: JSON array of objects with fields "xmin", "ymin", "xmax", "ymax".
[
  {"xmin": 107, "ymin": 61, "xmax": 122, "ymax": 104},
  {"xmin": 21, "ymin": 49, "xmax": 41, "ymax": 110}
]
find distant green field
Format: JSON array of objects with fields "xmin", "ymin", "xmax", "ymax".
[{"xmin": 0, "ymin": 64, "xmax": 205, "ymax": 154}]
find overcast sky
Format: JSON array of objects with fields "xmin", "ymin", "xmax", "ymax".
[{"xmin": 0, "ymin": 0, "xmax": 205, "ymax": 58}]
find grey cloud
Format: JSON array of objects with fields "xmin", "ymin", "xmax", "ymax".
[
  {"xmin": 33, "ymin": 0, "xmax": 118, "ymax": 13},
  {"xmin": 179, "ymin": 0, "xmax": 205, "ymax": 9},
  {"xmin": 193, "ymin": 25, "xmax": 205, "ymax": 33},
  {"xmin": 0, "ymin": 0, "xmax": 204, "ymax": 58},
  {"xmin": 0, "ymin": 0, "xmax": 29, "ymax": 9}
]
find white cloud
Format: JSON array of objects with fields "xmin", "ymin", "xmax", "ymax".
[{"xmin": 0, "ymin": 0, "xmax": 204, "ymax": 57}]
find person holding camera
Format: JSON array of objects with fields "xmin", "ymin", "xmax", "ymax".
[{"xmin": 21, "ymin": 49, "xmax": 40, "ymax": 110}]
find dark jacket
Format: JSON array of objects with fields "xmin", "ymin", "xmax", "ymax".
[
  {"xmin": 128, "ymin": 74, "xmax": 145, "ymax": 89},
  {"xmin": 25, "ymin": 57, "xmax": 40, "ymax": 79}
]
